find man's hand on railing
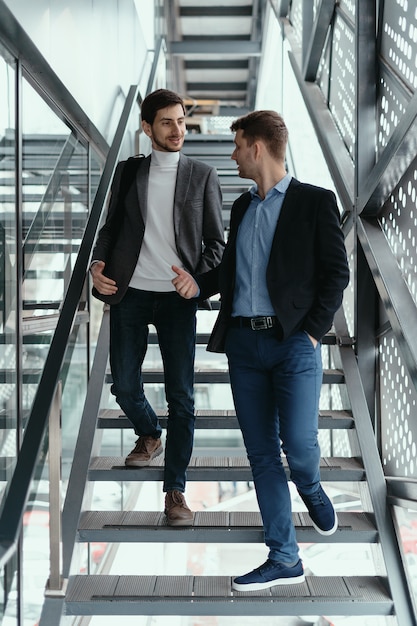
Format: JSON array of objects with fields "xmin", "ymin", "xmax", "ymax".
[{"xmin": 90, "ymin": 261, "xmax": 118, "ymax": 296}]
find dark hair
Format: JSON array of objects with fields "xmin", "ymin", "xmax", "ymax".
[
  {"xmin": 230, "ymin": 110, "xmax": 288, "ymax": 159},
  {"xmin": 141, "ymin": 89, "xmax": 185, "ymax": 125}
]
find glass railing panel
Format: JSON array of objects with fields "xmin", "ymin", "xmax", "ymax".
[
  {"xmin": 61, "ymin": 322, "xmax": 88, "ymax": 488},
  {"xmin": 2, "ymin": 431, "xmax": 50, "ymax": 626},
  {"xmin": 22, "ymin": 76, "xmax": 89, "ymax": 320},
  {"xmin": 2, "ymin": 320, "xmax": 89, "ymax": 623},
  {"xmin": 394, "ymin": 505, "xmax": 417, "ymax": 615},
  {"xmin": 0, "ymin": 46, "xmax": 18, "ymax": 520},
  {"xmin": 90, "ymin": 148, "xmax": 103, "ymax": 210},
  {"xmin": 22, "ymin": 328, "xmax": 53, "ymax": 420}
]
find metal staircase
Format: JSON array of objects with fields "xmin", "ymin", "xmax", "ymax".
[
  {"xmin": 60, "ymin": 316, "xmax": 395, "ymax": 621},
  {"xmin": 52, "ymin": 136, "xmax": 406, "ymax": 625}
]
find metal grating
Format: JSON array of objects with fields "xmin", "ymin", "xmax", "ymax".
[
  {"xmin": 378, "ymin": 157, "xmax": 417, "ymax": 306},
  {"xmin": 77, "ymin": 510, "xmax": 378, "ymax": 544},
  {"xmin": 289, "ymin": 0, "xmax": 303, "ymax": 47},
  {"xmin": 317, "ymin": 28, "xmax": 332, "ymax": 101},
  {"xmin": 64, "ymin": 574, "xmax": 393, "ymax": 616},
  {"xmin": 377, "ymin": 67, "xmax": 410, "ymax": 154},
  {"xmin": 339, "ymin": 0, "xmax": 355, "ymax": 23},
  {"xmin": 88, "ymin": 455, "xmax": 365, "ymax": 482},
  {"xmin": 381, "ymin": 0, "xmax": 417, "ymax": 93},
  {"xmin": 329, "ymin": 12, "xmax": 356, "ymax": 159},
  {"xmin": 379, "ymin": 329, "xmax": 417, "ymax": 478}
]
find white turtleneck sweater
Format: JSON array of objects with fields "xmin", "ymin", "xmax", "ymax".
[{"xmin": 129, "ymin": 150, "xmax": 183, "ymax": 292}]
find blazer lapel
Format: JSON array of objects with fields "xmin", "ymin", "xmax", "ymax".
[
  {"xmin": 173, "ymin": 153, "xmax": 192, "ymax": 236},
  {"xmin": 134, "ymin": 155, "xmax": 151, "ymax": 228}
]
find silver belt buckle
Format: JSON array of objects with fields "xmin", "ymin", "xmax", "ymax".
[{"xmin": 251, "ymin": 316, "xmax": 271, "ymax": 330}]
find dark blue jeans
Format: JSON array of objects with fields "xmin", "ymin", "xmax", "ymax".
[
  {"xmin": 110, "ymin": 288, "xmax": 198, "ymax": 492},
  {"xmin": 225, "ymin": 327, "xmax": 322, "ymax": 563}
]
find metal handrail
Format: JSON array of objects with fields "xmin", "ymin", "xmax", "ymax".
[{"xmin": 0, "ymin": 82, "xmax": 141, "ymax": 568}]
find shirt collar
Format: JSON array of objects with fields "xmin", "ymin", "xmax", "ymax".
[{"xmin": 249, "ymin": 172, "xmax": 292, "ymax": 198}]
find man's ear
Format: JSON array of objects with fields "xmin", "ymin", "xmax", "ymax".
[
  {"xmin": 142, "ymin": 120, "xmax": 152, "ymax": 138},
  {"xmin": 253, "ymin": 141, "xmax": 263, "ymax": 159}
]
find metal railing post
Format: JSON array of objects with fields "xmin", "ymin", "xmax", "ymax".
[{"xmin": 46, "ymin": 381, "xmax": 66, "ymax": 596}]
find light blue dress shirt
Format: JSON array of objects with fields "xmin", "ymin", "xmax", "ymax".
[{"xmin": 232, "ymin": 173, "xmax": 292, "ymax": 317}]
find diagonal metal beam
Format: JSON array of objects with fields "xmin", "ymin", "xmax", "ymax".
[
  {"xmin": 357, "ymin": 216, "xmax": 417, "ymax": 388},
  {"xmin": 303, "ymin": 0, "xmax": 335, "ymax": 81},
  {"xmin": 358, "ymin": 89, "xmax": 417, "ymax": 215},
  {"xmin": 170, "ymin": 40, "xmax": 262, "ymax": 56},
  {"xmin": 288, "ymin": 51, "xmax": 354, "ymax": 212},
  {"xmin": 269, "ymin": 0, "xmax": 290, "ymax": 18}
]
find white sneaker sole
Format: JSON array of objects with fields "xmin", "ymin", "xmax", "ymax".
[
  {"xmin": 232, "ymin": 573, "xmax": 305, "ymax": 592},
  {"xmin": 312, "ymin": 512, "xmax": 338, "ymax": 536}
]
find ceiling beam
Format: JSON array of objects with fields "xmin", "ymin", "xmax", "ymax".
[
  {"xmin": 180, "ymin": 6, "xmax": 253, "ymax": 17},
  {"xmin": 185, "ymin": 60, "xmax": 249, "ymax": 69},
  {"xmin": 187, "ymin": 82, "xmax": 247, "ymax": 91},
  {"xmin": 170, "ymin": 41, "xmax": 262, "ymax": 56}
]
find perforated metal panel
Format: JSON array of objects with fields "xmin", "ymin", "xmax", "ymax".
[
  {"xmin": 317, "ymin": 31, "xmax": 331, "ymax": 101},
  {"xmin": 379, "ymin": 159, "xmax": 417, "ymax": 307},
  {"xmin": 339, "ymin": 0, "xmax": 355, "ymax": 23},
  {"xmin": 329, "ymin": 13, "xmax": 356, "ymax": 158},
  {"xmin": 381, "ymin": 0, "xmax": 417, "ymax": 94},
  {"xmin": 379, "ymin": 330, "xmax": 417, "ymax": 478},
  {"xmin": 377, "ymin": 0, "xmax": 417, "ymax": 155},
  {"xmin": 289, "ymin": 0, "xmax": 303, "ymax": 47},
  {"xmin": 377, "ymin": 67, "xmax": 409, "ymax": 153}
]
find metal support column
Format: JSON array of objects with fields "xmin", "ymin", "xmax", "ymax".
[
  {"xmin": 46, "ymin": 381, "xmax": 66, "ymax": 596},
  {"xmin": 354, "ymin": 0, "xmax": 377, "ymax": 421}
]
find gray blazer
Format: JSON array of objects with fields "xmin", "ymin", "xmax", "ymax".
[{"xmin": 92, "ymin": 153, "xmax": 225, "ymax": 304}]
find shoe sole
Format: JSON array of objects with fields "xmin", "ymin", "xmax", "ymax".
[
  {"xmin": 165, "ymin": 515, "xmax": 194, "ymax": 527},
  {"xmin": 311, "ymin": 512, "xmax": 338, "ymax": 536},
  {"xmin": 232, "ymin": 573, "xmax": 305, "ymax": 591},
  {"xmin": 125, "ymin": 444, "xmax": 163, "ymax": 467}
]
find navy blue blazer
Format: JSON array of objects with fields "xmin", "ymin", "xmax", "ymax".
[{"xmin": 196, "ymin": 178, "xmax": 350, "ymax": 352}]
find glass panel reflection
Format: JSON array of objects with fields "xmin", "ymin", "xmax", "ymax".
[
  {"xmin": 0, "ymin": 47, "xmax": 17, "ymax": 507},
  {"xmin": 22, "ymin": 77, "xmax": 89, "ymax": 319},
  {"xmin": 0, "ymin": 43, "xmax": 18, "ymax": 626}
]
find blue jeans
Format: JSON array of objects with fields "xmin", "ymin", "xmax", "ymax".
[
  {"xmin": 110, "ymin": 288, "xmax": 198, "ymax": 492},
  {"xmin": 225, "ymin": 327, "xmax": 322, "ymax": 563}
]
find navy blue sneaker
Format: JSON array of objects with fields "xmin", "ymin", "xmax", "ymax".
[
  {"xmin": 232, "ymin": 558, "xmax": 305, "ymax": 591},
  {"xmin": 299, "ymin": 484, "xmax": 338, "ymax": 535}
]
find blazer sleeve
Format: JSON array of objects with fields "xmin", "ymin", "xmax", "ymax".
[
  {"xmin": 196, "ymin": 166, "xmax": 225, "ymax": 273},
  {"xmin": 91, "ymin": 160, "xmax": 126, "ymax": 263},
  {"xmin": 301, "ymin": 189, "xmax": 350, "ymax": 340}
]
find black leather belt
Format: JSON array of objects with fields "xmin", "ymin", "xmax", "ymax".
[{"xmin": 230, "ymin": 315, "xmax": 277, "ymax": 330}]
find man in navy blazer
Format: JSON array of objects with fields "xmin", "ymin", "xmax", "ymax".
[
  {"xmin": 173, "ymin": 110, "xmax": 349, "ymax": 588},
  {"xmin": 91, "ymin": 89, "xmax": 224, "ymax": 525}
]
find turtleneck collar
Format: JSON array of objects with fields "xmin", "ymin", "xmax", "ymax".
[{"xmin": 151, "ymin": 149, "xmax": 180, "ymax": 166}]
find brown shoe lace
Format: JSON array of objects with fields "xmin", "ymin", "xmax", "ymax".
[{"xmin": 166, "ymin": 490, "xmax": 189, "ymax": 509}]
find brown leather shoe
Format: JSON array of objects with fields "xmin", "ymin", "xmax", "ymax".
[
  {"xmin": 164, "ymin": 490, "xmax": 194, "ymax": 526},
  {"xmin": 125, "ymin": 436, "xmax": 163, "ymax": 467}
]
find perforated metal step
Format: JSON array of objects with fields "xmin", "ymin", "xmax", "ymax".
[
  {"xmin": 64, "ymin": 574, "xmax": 392, "ymax": 617},
  {"xmin": 97, "ymin": 408, "xmax": 355, "ymax": 430},
  {"xmin": 88, "ymin": 455, "xmax": 365, "ymax": 482},
  {"xmin": 77, "ymin": 510, "xmax": 377, "ymax": 544},
  {"xmin": 105, "ymin": 368, "xmax": 345, "ymax": 384}
]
